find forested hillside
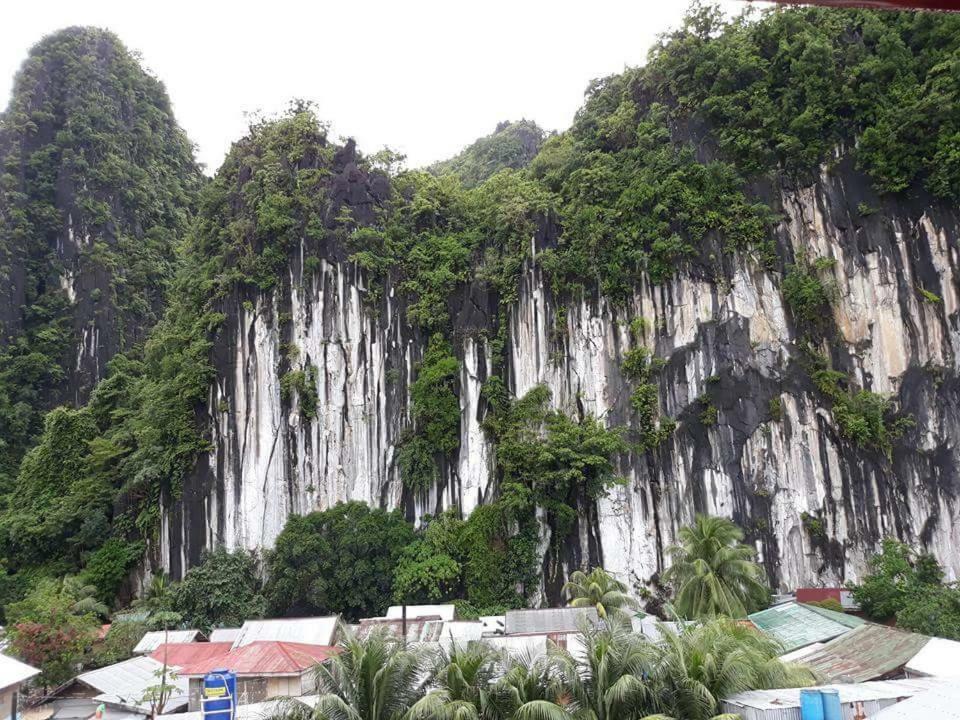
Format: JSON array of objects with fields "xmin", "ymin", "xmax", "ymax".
[{"xmin": 0, "ymin": 5, "xmax": 958, "ymax": 616}]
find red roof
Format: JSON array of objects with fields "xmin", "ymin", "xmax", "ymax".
[
  {"xmin": 796, "ymin": 588, "xmax": 843, "ymax": 602},
  {"xmin": 150, "ymin": 642, "xmax": 234, "ymax": 666},
  {"xmin": 176, "ymin": 641, "xmax": 335, "ymax": 677}
]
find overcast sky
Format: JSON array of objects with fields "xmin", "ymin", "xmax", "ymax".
[{"xmin": 1, "ymin": 0, "xmax": 751, "ymax": 173}]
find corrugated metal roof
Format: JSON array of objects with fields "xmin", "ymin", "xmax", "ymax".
[
  {"xmin": 440, "ymin": 621, "xmax": 485, "ymax": 645},
  {"xmin": 747, "ymin": 602, "xmax": 863, "ymax": 653},
  {"xmin": 177, "ymin": 641, "xmax": 335, "ymax": 677},
  {"xmin": 356, "ymin": 617, "xmax": 445, "ymax": 642},
  {"xmin": 208, "ymin": 628, "xmax": 241, "ymax": 643},
  {"xmin": 722, "ymin": 677, "xmax": 951, "ymax": 710},
  {"xmin": 149, "ymin": 642, "xmax": 233, "ymax": 666},
  {"xmin": 133, "ymin": 629, "xmax": 202, "ymax": 654},
  {"xmin": 870, "ymin": 681, "xmax": 960, "ymax": 719},
  {"xmin": 504, "ymin": 607, "xmax": 598, "ymax": 635},
  {"xmin": 904, "ymin": 636, "xmax": 960, "ymax": 678},
  {"xmin": 0, "ymin": 652, "xmax": 39, "ymax": 687},
  {"xmin": 231, "ymin": 617, "xmax": 337, "ymax": 649},
  {"xmin": 800, "ymin": 623, "xmax": 930, "ymax": 683},
  {"xmin": 77, "ymin": 655, "xmax": 189, "ymax": 713},
  {"xmin": 630, "ymin": 616, "xmax": 690, "ymax": 641},
  {"xmin": 386, "ymin": 604, "xmax": 457, "ymax": 621}
]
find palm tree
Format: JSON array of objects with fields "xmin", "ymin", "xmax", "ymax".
[
  {"xmin": 486, "ymin": 650, "xmax": 570, "ymax": 720},
  {"xmin": 552, "ymin": 623, "xmax": 655, "ymax": 720},
  {"xmin": 661, "ymin": 515, "xmax": 770, "ymax": 619},
  {"xmin": 308, "ymin": 624, "xmax": 435, "ymax": 720},
  {"xmin": 62, "ymin": 576, "xmax": 109, "ymax": 617},
  {"xmin": 408, "ymin": 641, "xmax": 500, "ymax": 720},
  {"xmin": 562, "ymin": 567, "xmax": 638, "ymax": 625},
  {"xmin": 648, "ymin": 618, "xmax": 815, "ymax": 720}
]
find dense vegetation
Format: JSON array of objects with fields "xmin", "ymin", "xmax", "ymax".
[
  {"xmin": 0, "ymin": 3, "xmax": 958, "ymax": 619},
  {"xmin": 288, "ymin": 619, "xmax": 813, "ymax": 720},
  {"xmin": 429, "ymin": 119, "xmax": 547, "ymax": 188},
  {"xmin": 0, "ymin": 27, "xmax": 200, "ymax": 492},
  {"xmin": 851, "ymin": 539, "xmax": 960, "ymax": 640}
]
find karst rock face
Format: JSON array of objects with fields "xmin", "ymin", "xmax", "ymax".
[{"xmin": 160, "ymin": 138, "xmax": 960, "ymax": 598}]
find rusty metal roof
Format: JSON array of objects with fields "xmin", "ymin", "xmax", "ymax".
[
  {"xmin": 748, "ymin": 602, "xmax": 863, "ymax": 653},
  {"xmin": 177, "ymin": 641, "xmax": 336, "ymax": 677},
  {"xmin": 799, "ymin": 623, "xmax": 930, "ymax": 683},
  {"xmin": 150, "ymin": 642, "xmax": 233, "ymax": 666},
  {"xmin": 356, "ymin": 616, "xmax": 445, "ymax": 642}
]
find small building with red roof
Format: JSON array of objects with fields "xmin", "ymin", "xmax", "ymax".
[
  {"xmin": 150, "ymin": 642, "xmax": 234, "ymax": 667},
  {"xmin": 173, "ymin": 641, "xmax": 335, "ymax": 710}
]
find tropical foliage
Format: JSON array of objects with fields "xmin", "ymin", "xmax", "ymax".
[
  {"xmin": 282, "ymin": 618, "xmax": 811, "ymax": 720},
  {"xmin": 851, "ymin": 539, "xmax": 960, "ymax": 640},
  {"xmin": 661, "ymin": 516, "xmax": 770, "ymax": 619},
  {"xmin": 562, "ymin": 567, "xmax": 638, "ymax": 625},
  {"xmin": 1, "ymin": 2, "xmax": 958, "ymax": 616}
]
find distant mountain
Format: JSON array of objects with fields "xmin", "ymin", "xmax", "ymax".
[
  {"xmin": 429, "ymin": 119, "xmax": 547, "ymax": 187},
  {"xmin": 0, "ymin": 27, "xmax": 201, "ymax": 486}
]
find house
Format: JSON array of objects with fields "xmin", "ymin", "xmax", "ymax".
[
  {"xmin": 0, "ymin": 654, "xmax": 38, "ymax": 720},
  {"xmin": 720, "ymin": 677, "xmax": 952, "ymax": 720},
  {"xmin": 747, "ymin": 602, "xmax": 863, "ymax": 653},
  {"xmin": 41, "ymin": 655, "xmax": 188, "ymax": 720},
  {"xmin": 869, "ymin": 680, "xmax": 960, "ymax": 719},
  {"xmin": 631, "ymin": 615, "xmax": 690, "ymax": 641},
  {"xmin": 356, "ymin": 616, "xmax": 445, "ymax": 643},
  {"xmin": 794, "ymin": 587, "xmax": 860, "ymax": 610},
  {"xmin": 439, "ymin": 621, "xmax": 485, "ymax": 647},
  {"xmin": 176, "ymin": 641, "xmax": 335, "ymax": 710},
  {"xmin": 132, "ymin": 630, "xmax": 203, "ymax": 655},
  {"xmin": 503, "ymin": 608, "xmax": 598, "ymax": 635},
  {"xmin": 230, "ymin": 618, "xmax": 337, "ymax": 649},
  {"xmin": 789, "ymin": 623, "xmax": 930, "ymax": 682},
  {"xmin": 149, "ymin": 643, "xmax": 233, "ymax": 667},
  {"xmin": 385, "ymin": 605, "xmax": 457, "ymax": 622},
  {"xmin": 903, "ymin": 636, "xmax": 960, "ymax": 679}
]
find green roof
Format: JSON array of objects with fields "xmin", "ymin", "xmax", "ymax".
[{"xmin": 748, "ymin": 602, "xmax": 864, "ymax": 653}]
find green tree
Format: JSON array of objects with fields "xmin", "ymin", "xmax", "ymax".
[
  {"xmin": 562, "ymin": 567, "xmax": 638, "ymax": 625},
  {"xmin": 265, "ymin": 502, "xmax": 415, "ymax": 620},
  {"xmin": 649, "ymin": 619, "xmax": 815, "ymax": 720},
  {"xmin": 895, "ymin": 585, "xmax": 960, "ymax": 640},
  {"xmin": 171, "ymin": 548, "xmax": 266, "ymax": 633},
  {"xmin": 393, "ymin": 511, "xmax": 465, "ymax": 605},
  {"xmin": 553, "ymin": 623, "xmax": 655, "ymax": 720},
  {"xmin": 850, "ymin": 538, "xmax": 943, "ymax": 620},
  {"xmin": 849, "ymin": 538, "xmax": 960, "ymax": 638},
  {"xmin": 307, "ymin": 625, "xmax": 434, "ymax": 720},
  {"xmin": 661, "ymin": 516, "xmax": 770, "ymax": 619},
  {"xmin": 408, "ymin": 641, "xmax": 501, "ymax": 720},
  {"xmin": 6, "ymin": 578, "xmax": 99, "ymax": 687}
]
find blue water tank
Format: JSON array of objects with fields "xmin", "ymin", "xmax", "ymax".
[
  {"xmin": 201, "ymin": 668, "xmax": 237, "ymax": 720},
  {"xmin": 800, "ymin": 688, "xmax": 824, "ymax": 720},
  {"xmin": 821, "ymin": 688, "xmax": 842, "ymax": 720}
]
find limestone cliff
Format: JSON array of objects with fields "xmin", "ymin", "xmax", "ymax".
[{"xmin": 161, "ymin": 144, "xmax": 960, "ymax": 597}]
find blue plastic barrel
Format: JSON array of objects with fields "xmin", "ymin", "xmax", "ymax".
[
  {"xmin": 201, "ymin": 668, "xmax": 237, "ymax": 720},
  {"xmin": 800, "ymin": 688, "xmax": 824, "ymax": 720},
  {"xmin": 821, "ymin": 688, "xmax": 841, "ymax": 720}
]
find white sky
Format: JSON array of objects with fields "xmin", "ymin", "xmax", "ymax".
[{"xmin": 1, "ymin": 0, "xmax": 751, "ymax": 174}]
